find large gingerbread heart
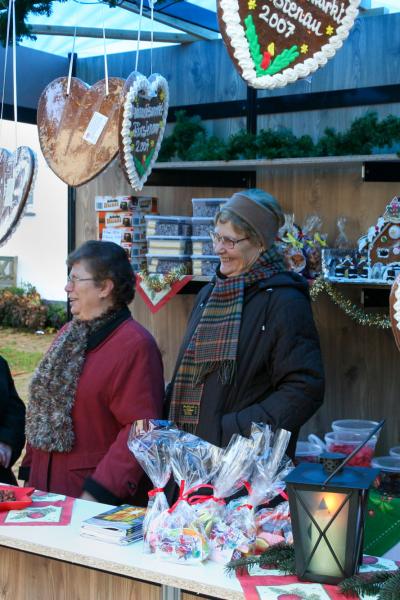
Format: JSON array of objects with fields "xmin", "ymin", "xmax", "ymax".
[
  {"xmin": 119, "ymin": 72, "xmax": 169, "ymax": 191},
  {"xmin": 390, "ymin": 275, "xmax": 400, "ymax": 352},
  {"xmin": 217, "ymin": 0, "xmax": 361, "ymax": 89},
  {"xmin": 37, "ymin": 76, "xmax": 125, "ymax": 187},
  {"xmin": 0, "ymin": 146, "xmax": 36, "ymax": 246}
]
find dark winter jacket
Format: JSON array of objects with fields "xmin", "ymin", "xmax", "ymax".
[
  {"xmin": 166, "ymin": 271, "xmax": 324, "ymax": 459},
  {"xmin": 0, "ymin": 356, "xmax": 26, "ymax": 485}
]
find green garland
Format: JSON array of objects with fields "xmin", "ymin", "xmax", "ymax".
[
  {"xmin": 310, "ymin": 278, "xmax": 391, "ymax": 329},
  {"xmin": 226, "ymin": 543, "xmax": 400, "ymax": 598},
  {"xmin": 158, "ymin": 111, "xmax": 400, "ymax": 162},
  {"xmin": 138, "ymin": 266, "xmax": 189, "ymax": 294}
]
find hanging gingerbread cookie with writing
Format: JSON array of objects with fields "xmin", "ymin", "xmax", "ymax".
[
  {"xmin": 217, "ymin": 0, "xmax": 361, "ymax": 89},
  {"xmin": 119, "ymin": 71, "xmax": 169, "ymax": 191}
]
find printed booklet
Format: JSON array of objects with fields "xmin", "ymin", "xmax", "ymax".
[{"xmin": 80, "ymin": 504, "xmax": 145, "ymax": 545}]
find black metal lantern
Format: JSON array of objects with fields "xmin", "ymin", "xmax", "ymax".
[{"xmin": 285, "ymin": 458, "xmax": 379, "ymax": 585}]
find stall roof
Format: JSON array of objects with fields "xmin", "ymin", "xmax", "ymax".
[{"xmin": 17, "ymin": 0, "xmax": 400, "ymax": 59}]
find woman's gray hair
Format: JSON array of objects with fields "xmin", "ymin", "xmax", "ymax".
[
  {"xmin": 67, "ymin": 240, "xmax": 135, "ymax": 307},
  {"xmin": 214, "ymin": 208, "xmax": 263, "ymax": 247}
]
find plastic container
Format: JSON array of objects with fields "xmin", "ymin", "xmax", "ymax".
[
  {"xmin": 332, "ymin": 419, "xmax": 379, "ymax": 435},
  {"xmin": 191, "ymin": 255, "xmax": 220, "ymax": 277},
  {"xmin": 324, "ymin": 431, "xmax": 377, "ymax": 467},
  {"xmin": 147, "ymin": 236, "xmax": 192, "ymax": 256},
  {"xmin": 192, "ymin": 198, "xmax": 227, "ymax": 218},
  {"xmin": 371, "ymin": 456, "xmax": 400, "ymax": 496},
  {"xmin": 129, "ymin": 242, "xmax": 148, "ymax": 257},
  {"xmin": 192, "ymin": 217, "xmax": 214, "ymax": 237},
  {"xmin": 146, "ymin": 254, "xmax": 192, "ymax": 275},
  {"xmin": 389, "ymin": 446, "xmax": 400, "ymax": 458},
  {"xmin": 145, "ymin": 215, "xmax": 192, "ymax": 236},
  {"xmin": 294, "ymin": 441, "xmax": 322, "ymax": 465},
  {"xmin": 191, "ymin": 236, "xmax": 215, "ymax": 256}
]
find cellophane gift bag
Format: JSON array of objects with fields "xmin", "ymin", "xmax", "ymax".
[
  {"xmin": 147, "ymin": 432, "xmax": 221, "ymax": 564},
  {"xmin": 207, "ymin": 432, "xmax": 259, "ymax": 563},
  {"xmin": 222, "ymin": 426, "xmax": 292, "ymax": 560},
  {"xmin": 128, "ymin": 419, "xmax": 179, "ymax": 553}
]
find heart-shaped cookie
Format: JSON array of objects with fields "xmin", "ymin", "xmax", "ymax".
[
  {"xmin": 37, "ymin": 76, "xmax": 125, "ymax": 187},
  {"xmin": 119, "ymin": 71, "xmax": 169, "ymax": 191},
  {"xmin": 390, "ymin": 275, "xmax": 400, "ymax": 352},
  {"xmin": 0, "ymin": 146, "xmax": 36, "ymax": 246},
  {"xmin": 217, "ymin": 0, "xmax": 361, "ymax": 89}
]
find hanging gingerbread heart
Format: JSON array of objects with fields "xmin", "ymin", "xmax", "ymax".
[
  {"xmin": 0, "ymin": 146, "xmax": 37, "ymax": 246},
  {"xmin": 390, "ymin": 274, "xmax": 400, "ymax": 352},
  {"xmin": 217, "ymin": 0, "xmax": 361, "ymax": 89},
  {"xmin": 119, "ymin": 72, "xmax": 169, "ymax": 191},
  {"xmin": 37, "ymin": 76, "xmax": 125, "ymax": 187}
]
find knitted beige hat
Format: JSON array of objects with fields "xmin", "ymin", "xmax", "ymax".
[{"xmin": 223, "ymin": 189, "xmax": 284, "ymax": 249}]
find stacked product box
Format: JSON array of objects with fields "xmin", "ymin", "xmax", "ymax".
[
  {"xmin": 145, "ymin": 215, "xmax": 192, "ymax": 275},
  {"xmin": 95, "ymin": 195, "xmax": 158, "ymax": 271},
  {"xmin": 191, "ymin": 198, "xmax": 226, "ymax": 276}
]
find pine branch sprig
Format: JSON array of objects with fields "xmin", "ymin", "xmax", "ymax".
[
  {"xmin": 225, "ymin": 542, "xmax": 296, "ymax": 576},
  {"xmin": 339, "ymin": 570, "xmax": 399, "ymax": 598}
]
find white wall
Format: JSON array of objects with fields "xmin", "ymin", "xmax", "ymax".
[{"xmin": 0, "ymin": 120, "xmax": 68, "ymax": 301}]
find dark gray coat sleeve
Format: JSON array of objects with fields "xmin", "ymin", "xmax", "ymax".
[
  {"xmin": 221, "ymin": 293, "xmax": 324, "ymax": 442},
  {"xmin": 0, "ymin": 357, "xmax": 26, "ymax": 465}
]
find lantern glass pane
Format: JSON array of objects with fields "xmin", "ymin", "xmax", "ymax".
[{"xmin": 296, "ymin": 490, "xmax": 349, "ymax": 578}]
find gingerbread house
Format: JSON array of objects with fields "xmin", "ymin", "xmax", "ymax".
[{"xmin": 366, "ymin": 196, "xmax": 400, "ymax": 280}]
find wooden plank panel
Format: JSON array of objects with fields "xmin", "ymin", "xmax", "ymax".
[{"xmin": 0, "ymin": 546, "xmax": 160, "ymax": 600}]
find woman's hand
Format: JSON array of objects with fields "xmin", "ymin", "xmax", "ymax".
[{"xmin": 0, "ymin": 442, "xmax": 12, "ymax": 468}]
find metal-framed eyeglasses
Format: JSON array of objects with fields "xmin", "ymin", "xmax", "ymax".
[
  {"xmin": 209, "ymin": 230, "xmax": 249, "ymax": 250},
  {"xmin": 67, "ymin": 274, "xmax": 95, "ymax": 284}
]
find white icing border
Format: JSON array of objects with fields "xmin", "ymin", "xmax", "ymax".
[
  {"xmin": 219, "ymin": 0, "xmax": 361, "ymax": 89},
  {"xmin": 0, "ymin": 146, "xmax": 37, "ymax": 248},
  {"xmin": 121, "ymin": 72, "xmax": 169, "ymax": 192}
]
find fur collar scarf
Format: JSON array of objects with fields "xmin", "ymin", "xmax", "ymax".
[{"xmin": 26, "ymin": 307, "xmax": 130, "ymax": 452}]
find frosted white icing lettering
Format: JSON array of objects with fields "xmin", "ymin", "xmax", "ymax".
[
  {"xmin": 307, "ymin": 0, "xmax": 347, "ymax": 24},
  {"xmin": 82, "ymin": 111, "xmax": 108, "ymax": 145},
  {"xmin": 260, "ymin": 0, "xmax": 323, "ymax": 37},
  {"xmin": 132, "ymin": 105, "xmax": 164, "ymax": 118},
  {"xmin": 134, "ymin": 139, "xmax": 150, "ymax": 152},
  {"xmin": 131, "ymin": 121, "xmax": 160, "ymax": 137}
]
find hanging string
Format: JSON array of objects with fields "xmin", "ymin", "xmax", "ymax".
[
  {"xmin": 149, "ymin": 0, "xmax": 155, "ymax": 75},
  {"xmin": 12, "ymin": 0, "xmax": 17, "ymax": 149},
  {"xmin": 0, "ymin": 0, "xmax": 13, "ymax": 141},
  {"xmin": 66, "ymin": 27, "xmax": 77, "ymax": 96},
  {"xmin": 134, "ymin": 0, "xmax": 144, "ymax": 72},
  {"xmin": 102, "ymin": 4, "xmax": 109, "ymax": 95}
]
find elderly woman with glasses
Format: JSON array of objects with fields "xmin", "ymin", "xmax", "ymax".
[
  {"xmin": 166, "ymin": 189, "xmax": 324, "ymax": 459},
  {"xmin": 20, "ymin": 241, "xmax": 164, "ymax": 505}
]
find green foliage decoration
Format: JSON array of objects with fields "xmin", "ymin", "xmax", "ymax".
[
  {"xmin": 265, "ymin": 45, "xmax": 300, "ymax": 76},
  {"xmin": 158, "ymin": 111, "xmax": 400, "ymax": 162}
]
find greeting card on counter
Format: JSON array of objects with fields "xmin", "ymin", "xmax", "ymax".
[{"xmin": 0, "ymin": 492, "xmax": 74, "ymax": 526}]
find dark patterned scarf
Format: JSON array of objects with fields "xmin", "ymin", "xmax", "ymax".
[
  {"xmin": 169, "ymin": 245, "xmax": 285, "ymax": 432},
  {"xmin": 26, "ymin": 306, "xmax": 130, "ymax": 452}
]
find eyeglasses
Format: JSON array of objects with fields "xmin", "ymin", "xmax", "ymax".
[
  {"xmin": 209, "ymin": 230, "xmax": 249, "ymax": 250},
  {"xmin": 67, "ymin": 274, "xmax": 95, "ymax": 284}
]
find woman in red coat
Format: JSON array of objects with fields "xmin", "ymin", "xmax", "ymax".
[{"xmin": 20, "ymin": 241, "xmax": 164, "ymax": 505}]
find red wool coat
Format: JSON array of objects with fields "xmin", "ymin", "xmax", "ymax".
[{"xmin": 22, "ymin": 318, "xmax": 164, "ymax": 503}]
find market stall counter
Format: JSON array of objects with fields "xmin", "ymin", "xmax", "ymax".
[{"xmin": 0, "ymin": 494, "xmax": 244, "ymax": 600}]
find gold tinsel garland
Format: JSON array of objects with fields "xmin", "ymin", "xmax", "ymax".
[
  {"xmin": 310, "ymin": 278, "xmax": 391, "ymax": 329},
  {"xmin": 138, "ymin": 267, "xmax": 189, "ymax": 293}
]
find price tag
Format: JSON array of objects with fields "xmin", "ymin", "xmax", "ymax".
[{"xmin": 83, "ymin": 112, "xmax": 108, "ymax": 145}]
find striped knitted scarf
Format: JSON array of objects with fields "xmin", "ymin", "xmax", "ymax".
[{"xmin": 169, "ymin": 245, "xmax": 285, "ymax": 433}]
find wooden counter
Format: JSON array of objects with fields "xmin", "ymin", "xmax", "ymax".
[{"xmin": 0, "ymin": 497, "xmax": 244, "ymax": 600}]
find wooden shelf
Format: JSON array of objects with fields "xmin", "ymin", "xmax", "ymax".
[{"xmin": 154, "ymin": 154, "xmax": 399, "ymax": 171}]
